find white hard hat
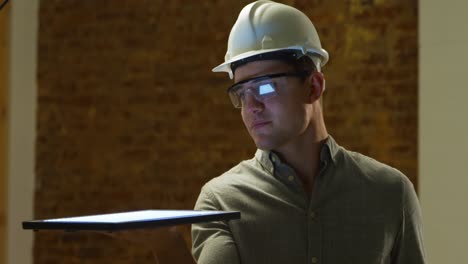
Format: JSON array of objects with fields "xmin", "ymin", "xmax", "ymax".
[{"xmin": 213, "ymin": 0, "xmax": 329, "ymax": 79}]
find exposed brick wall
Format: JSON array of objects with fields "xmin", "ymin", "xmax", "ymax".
[
  {"xmin": 35, "ymin": 0, "xmax": 417, "ymax": 263},
  {"xmin": 310, "ymin": 0, "xmax": 419, "ymax": 188}
]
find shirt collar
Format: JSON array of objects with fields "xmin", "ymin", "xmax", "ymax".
[
  {"xmin": 322, "ymin": 135, "xmax": 339, "ymax": 164},
  {"xmin": 255, "ymin": 148, "xmax": 275, "ymax": 175},
  {"xmin": 254, "ymin": 135, "xmax": 339, "ymax": 171}
]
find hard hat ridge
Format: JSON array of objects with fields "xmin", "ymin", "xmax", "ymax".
[{"xmin": 213, "ymin": 0, "xmax": 329, "ymax": 79}]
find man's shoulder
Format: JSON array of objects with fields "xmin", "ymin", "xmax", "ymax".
[
  {"xmin": 333, "ymin": 146, "xmax": 418, "ymax": 210},
  {"xmin": 195, "ymin": 157, "xmax": 266, "ymax": 210},
  {"xmin": 202, "ymin": 157, "xmax": 259, "ymax": 192},
  {"xmin": 339, "ymin": 147, "xmax": 409, "ymax": 186}
]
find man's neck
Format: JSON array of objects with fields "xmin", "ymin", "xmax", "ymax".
[{"xmin": 274, "ymin": 122, "xmax": 328, "ymax": 194}]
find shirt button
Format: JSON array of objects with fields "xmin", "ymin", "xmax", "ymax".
[
  {"xmin": 309, "ymin": 211, "xmax": 316, "ymax": 220},
  {"xmin": 287, "ymin": 175, "xmax": 294, "ymax": 182},
  {"xmin": 311, "ymin": 257, "xmax": 319, "ymax": 263}
]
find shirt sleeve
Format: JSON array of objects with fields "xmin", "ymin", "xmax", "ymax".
[
  {"xmin": 391, "ymin": 176, "xmax": 427, "ymax": 263},
  {"xmin": 191, "ymin": 184, "xmax": 240, "ymax": 264}
]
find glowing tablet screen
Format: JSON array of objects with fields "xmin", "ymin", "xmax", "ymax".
[{"xmin": 45, "ymin": 210, "xmax": 217, "ymax": 223}]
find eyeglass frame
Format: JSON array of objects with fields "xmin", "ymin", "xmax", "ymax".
[{"xmin": 226, "ymin": 71, "xmax": 311, "ymax": 108}]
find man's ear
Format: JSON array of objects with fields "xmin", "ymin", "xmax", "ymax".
[{"xmin": 308, "ymin": 72, "xmax": 325, "ymax": 102}]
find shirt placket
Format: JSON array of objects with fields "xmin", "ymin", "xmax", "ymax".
[
  {"xmin": 268, "ymin": 149, "xmax": 329, "ymax": 264},
  {"xmin": 306, "ymin": 159, "xmax": 328, "ymax": 264}
]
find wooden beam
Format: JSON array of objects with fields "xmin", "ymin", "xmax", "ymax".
[{"xmin": 0, "ymin": 3, "xmax": 10, "ymax": 264}]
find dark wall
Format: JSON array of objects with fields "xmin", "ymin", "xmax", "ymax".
[{"xmin": 35, "ymin": 0, "xmax": 417, "ymax": 263}]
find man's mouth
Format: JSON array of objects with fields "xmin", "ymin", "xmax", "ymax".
[{"xmin": 251, "ymin": 121, "xmax": 271, "ymax": 130}]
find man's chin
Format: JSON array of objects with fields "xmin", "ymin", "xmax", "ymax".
[{"xmin": 253, "ymin": 139, "xmax": 275, "ymax": 151}]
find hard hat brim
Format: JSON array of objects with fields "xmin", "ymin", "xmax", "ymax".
[{"xmin": 212, "ymin": 46, "xmax": 329, "ymax": 79}]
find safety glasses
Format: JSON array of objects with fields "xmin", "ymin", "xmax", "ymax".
[{"xmin": 227, "ymin": 71, "xmax": 309, "ymax": 108}]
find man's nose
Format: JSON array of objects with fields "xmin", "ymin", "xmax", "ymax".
[{"xmin": 243, "ymin": 91, "xmax": 264, "ymax": 113}]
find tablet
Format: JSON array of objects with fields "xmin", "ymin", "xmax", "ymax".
[{"xmin": 22, "ymin": 210, "xmax": 241, "ymax": 231}]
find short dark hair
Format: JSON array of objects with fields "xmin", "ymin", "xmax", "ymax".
[{"xmin": 231, "ymin": 50, "xmax": 318, "ymax": 76}]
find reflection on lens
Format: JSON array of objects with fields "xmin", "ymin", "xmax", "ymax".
[{"xmin": 258, "ymin": 83, "xmax": 275, "ymax": 96}]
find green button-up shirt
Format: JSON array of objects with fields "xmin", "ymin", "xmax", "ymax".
[{"xmin": 192, "ymin": 136, "xmax": 426, "ymax": 264}]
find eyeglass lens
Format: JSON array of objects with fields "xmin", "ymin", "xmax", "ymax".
[{"xmin": 231, "ymin": 80, "xmax": 278, "ymax": 108}]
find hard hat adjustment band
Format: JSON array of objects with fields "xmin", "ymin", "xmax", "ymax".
[{"xmin": 230, "ymin": 50, "xmax": 306, "ymax": 74}]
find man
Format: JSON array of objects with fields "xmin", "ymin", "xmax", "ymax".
[
  {"xmin": 114, "ymin": 1, "xmax": 425, "ymax": 263},
  {"xmin": 190, "ymin": 1, "xmax": 426, "ymax": 264}
]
